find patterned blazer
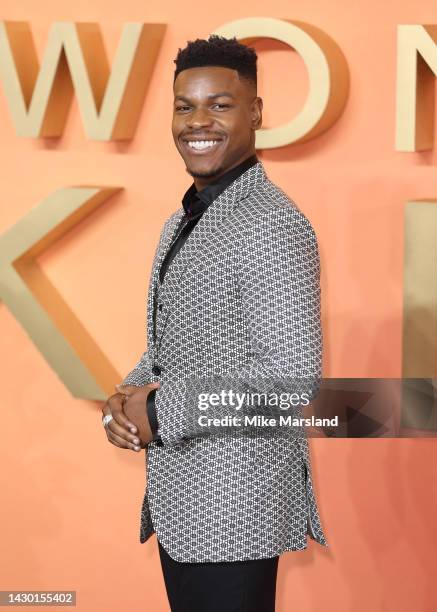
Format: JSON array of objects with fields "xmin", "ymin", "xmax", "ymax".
[{"xmin": 121, "ymin": 160, "xmax": 329, "ymax": 562}]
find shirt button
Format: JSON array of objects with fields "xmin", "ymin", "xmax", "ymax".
[{"xmin": 152, "ymin": 365, "xmax": 161, "ymax": 375}]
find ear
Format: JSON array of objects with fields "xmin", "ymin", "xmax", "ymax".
[{"xmin": 251, "ymin": 96, "xmax": 263, "ymax": 130}]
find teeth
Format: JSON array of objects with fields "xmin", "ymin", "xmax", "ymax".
[{"xmin": 187, "ymin": 140, "xmax": 219, "ymax": 149}]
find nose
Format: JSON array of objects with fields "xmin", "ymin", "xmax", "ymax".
[{"xmin": 186, "ymin": 107, "xmax": 213, "ymax": 129}]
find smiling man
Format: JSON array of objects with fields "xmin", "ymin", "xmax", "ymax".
[{"xmin": 102, "ymin": 35, "xmax": 328, "ymax": 612}]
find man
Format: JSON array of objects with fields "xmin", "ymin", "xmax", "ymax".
[{"xmin": 101, "ymin": 35, "xmax": 328, "ymax": 612}]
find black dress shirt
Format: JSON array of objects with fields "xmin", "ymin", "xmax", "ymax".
[{"xmin": 147, "ymin": 153, "xmax": 259, "ymax": 445}]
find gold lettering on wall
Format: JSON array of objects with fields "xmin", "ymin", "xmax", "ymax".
[
  {"xmin": 0, "ymin": 187, "xmax": 123, "ymax": 399},
  {"xmin": 0, "ymin": 21, "xmax": 166, "ymax": 140},
  {"xmin": 212, "ymin": 17, "xmax": 350, "ymax": 149},
  {"xmin": 396, "ymin": 25, "xmax": 437, "ymax": 151}
]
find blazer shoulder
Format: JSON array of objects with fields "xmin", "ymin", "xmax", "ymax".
[
  {"xmin": 157, "ymin": 208, "xmax": 184, "ymax": 236},
  {"xmin": 165, "ymin": 208, "xmax": 184, "ymax": 226},
  {"xmin": 241, "ymin": 178, "xmax": 317, "ymax": 235}
]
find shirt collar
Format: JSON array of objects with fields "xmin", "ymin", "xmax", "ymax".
[{"xmin": 182, "ymin": 154, "xmax": 259, "ymax": 217}]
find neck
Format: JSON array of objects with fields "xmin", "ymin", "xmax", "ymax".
[{"xmin": 192, "ymin": 150, "xmax": 256, "ymax": 191}]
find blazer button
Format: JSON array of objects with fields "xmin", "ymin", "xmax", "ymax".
[
  {"xmin": 152, "ymin": 365, "xmax": 161, "ymax": 375},
  {"xmin": 158, "ymin": 303, "xmax": 163, "ymax": 311}
]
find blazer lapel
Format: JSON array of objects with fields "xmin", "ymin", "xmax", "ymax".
[{"xmin": 155, "ymin": 160, "xmax": 267, "ymax": 350}]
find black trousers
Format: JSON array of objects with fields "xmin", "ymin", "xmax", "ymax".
[{"xmin": 157, "ymin": 539, "xmax": 279, "ymax": 612}]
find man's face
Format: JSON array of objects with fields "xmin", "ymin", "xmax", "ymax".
[{"xmin": 172, "ymin": 66, "xmax": 262, "ymax": 184}]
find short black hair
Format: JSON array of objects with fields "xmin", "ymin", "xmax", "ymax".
[{"xmin": 173, "ymin": 35, "xmax": 257, "ymax": 89}]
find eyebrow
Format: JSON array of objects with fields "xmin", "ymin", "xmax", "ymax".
[{"xmin": 174, "ymin": 91, "xmax": 236, "ymax": 103}]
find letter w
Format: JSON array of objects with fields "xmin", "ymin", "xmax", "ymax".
[{"xmin": 0, "ymin": 21, "xmax": 166, "ymax": 140}]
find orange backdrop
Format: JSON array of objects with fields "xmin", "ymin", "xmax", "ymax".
[{"xmin": 1, "ymin": 1, "xmax": 436, "ymax": 611}]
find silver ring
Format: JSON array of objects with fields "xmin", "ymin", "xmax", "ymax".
[{"xmin": 102, "ymin": 414, "xmax": 114, "ymax": 428}]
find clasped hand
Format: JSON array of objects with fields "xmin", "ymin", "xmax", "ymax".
[{"xmin": 102, "ymin": 382, "xmax": 160, "ymax": 451}]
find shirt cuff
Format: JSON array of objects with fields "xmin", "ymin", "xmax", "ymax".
[{"xmin": 146, "ymin": 388, "xmax": 163, "ymax": 446}]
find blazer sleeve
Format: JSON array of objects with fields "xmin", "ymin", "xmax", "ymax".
[
  {"xmin": 153, "ymin": 206, "xmax": 323, "ymax": 446},
  {"xmin": 119, "ymin": 350, "xmax": 155, "ymax": 387}
]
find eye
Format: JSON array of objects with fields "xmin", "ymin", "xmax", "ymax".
[{"xmin": 174, "ymin": 103, "xmax": 232, "ymax": 112}]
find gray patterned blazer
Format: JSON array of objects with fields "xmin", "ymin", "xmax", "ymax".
[{"xmin": 121, "ymin": 160, "xmax": 329, "ymax": 562}]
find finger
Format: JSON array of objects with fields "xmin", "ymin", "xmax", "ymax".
[
  {"xmin": 101, "ymin": 397, "xmax": 115, "ymax": 416},
  {"xmin": 148, "ymin": 382, "xmax": 161, "ymax": 392},
  {"xmin": 111, "ymin": 407, "xmax": 139, "ymax": 436},
  {"xmin": 107, "ymin": 418, "xmax": 141, "ymax": 446},
  {"xmin": 106, "ymin": 429, "xmax": 142, "ymax": 452},
  {"xmin": 115, "ymin": 384, "xmax": 139, "ymax": 396},
  {"xmin": 108, "ymin": 395, "xmax": 138, "ymax": 433}
]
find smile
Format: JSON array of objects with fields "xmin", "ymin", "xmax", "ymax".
[{"xmin": 182, "ymin": 139, "xmax": 223, "ymax": 154}]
